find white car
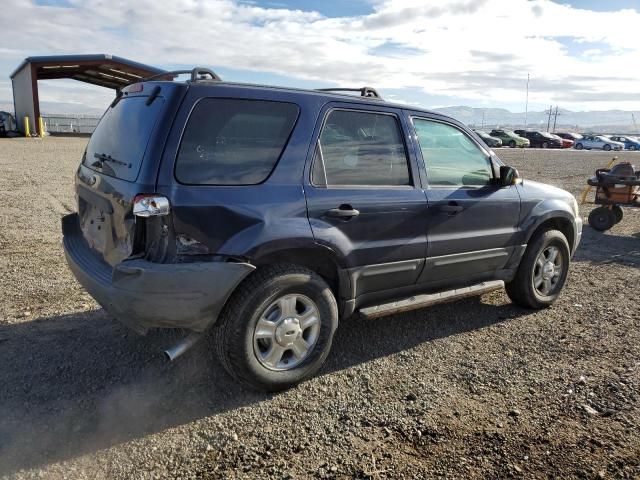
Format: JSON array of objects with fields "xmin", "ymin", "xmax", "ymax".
[{"xmin": 574, "ymin": 135, "xmax": 624, "ymax": 151}]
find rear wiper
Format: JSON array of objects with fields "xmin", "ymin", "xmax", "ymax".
[{"xmin": 92, "ymin": 153, "xmax": 131, "ymax": 168}]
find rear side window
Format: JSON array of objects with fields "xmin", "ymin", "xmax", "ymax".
[
  {"xmin": 312, "ymin": 109, "xmax": 411, "ymax": 186},
  {"xmin": 85, "ymin": 96, "xmax": 165, "ymax": 182},
  {"xmin": 176, "ymin": 99, "xmax": 299, "ymax": 185}
]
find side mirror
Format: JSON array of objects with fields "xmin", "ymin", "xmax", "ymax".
[{"xmin": 499, "ymin": 165, "xmax": 519, "ymax": 187}]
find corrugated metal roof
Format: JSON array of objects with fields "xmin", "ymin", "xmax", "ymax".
[{"xmin": 10, "ymin": 54, "xmax": 167, "ymax": 89}]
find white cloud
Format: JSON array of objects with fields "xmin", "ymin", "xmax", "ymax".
[{"xmin": 1, "ymin": 0, "xmax": 640, "ymax": 111}]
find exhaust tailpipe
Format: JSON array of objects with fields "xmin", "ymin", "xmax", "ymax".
[{"xmin": 164, "ymin": 332, "xmax": 203, "ymax": 361}]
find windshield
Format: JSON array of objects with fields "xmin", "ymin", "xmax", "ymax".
[{"xmin": 84, "ymin": 96, "xmax": 165, "ymax": 182}]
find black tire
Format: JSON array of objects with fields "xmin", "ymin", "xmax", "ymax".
[
  {"xmin": 213, "ymin": 264, "xmax": 338, "ymax": 391},
  {"xmin": 603, "ymin": 144, "xmax": 612, "ymax": 151},
  {"xmin": 506, "ymin": 229, "xmax": 570, "ymax": 309},
  {"xmin": 629, "ymin": 145, "xmax": 636, "ymax": 151},
  {"xmin": 588, "ymin": 206, "xmax": 616, "ymax": 231},
  {"xmin": 575, "ymin": 143, "xmax": 583, "ymax": 150},
  {"xmin": 509, "ymin": 140, "xmax": 516, "ymax": 148},
  {"xmin": 542, "ymin": 141, "xmax": 549, "ymax": 149},
  {"xmin": 612, "ymin": 205, "xmax": 623, "ymax": 224}
]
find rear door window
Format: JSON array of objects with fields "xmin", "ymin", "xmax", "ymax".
[
  {"xmin": 312, "ymin": 109, "xmax": 411, "ymax": 186},
  {"xmin": 175, "ymin": 98, "xmax": 299, "ymax": 185},
  {"xmin": 85, "ymin": 96, "xmax": 165, "ymax": 182}
]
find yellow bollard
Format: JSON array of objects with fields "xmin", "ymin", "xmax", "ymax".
[
  {"xmin": 38, "ymin": 116, "xmax": 45, "ymax": 138},
  {"xmin": 24, "ymin": 116, "xmax": 30, "ymax": 137}
]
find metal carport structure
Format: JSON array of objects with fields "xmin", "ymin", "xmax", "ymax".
[{"xmin": 10, "ymin": 54, "xmax": 169, "ymax": 136}]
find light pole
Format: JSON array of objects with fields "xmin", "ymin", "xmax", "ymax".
[{"xmin": 524, "ymin": 73, "xmax": 529, "ymax": 130}]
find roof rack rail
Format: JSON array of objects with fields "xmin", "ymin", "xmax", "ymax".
[
  {"xmin": 316, "ymin": 87, "xmax": 382, "ymax": 99},
  {"xmin": 140, "ymin": 67, "xmax": 222, "ymax": 83}
]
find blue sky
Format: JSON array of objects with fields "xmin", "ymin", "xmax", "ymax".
[
  {"xmin": 553, "ymin": 0, "xmax": 640, "ymax": 11},
  {"xmin": 3, "ymin": 0, "xmax": 640, "ymax": 114}
]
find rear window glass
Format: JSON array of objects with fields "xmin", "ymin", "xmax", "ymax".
[
  {"xmin": 84, "ymin": 96, "xmax": 165, "ymax": 182},
  {"xmin": 312, "ymin": 110, "xmax": 410, "ymax": 186},
  {"xmin": 175, "ymin": 99, "xmax": 299, "ymax": 185}
]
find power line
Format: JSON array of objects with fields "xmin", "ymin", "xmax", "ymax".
[
  {"xmin": 545, "ymin": 104, "xmax": 553, "ymax": 131},
  {"xmin": 552, "ymin": 106, "xmax": 562, "ymax": 132}
]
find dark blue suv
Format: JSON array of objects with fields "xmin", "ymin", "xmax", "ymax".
[{"xmin": 62, "ymin": 68, "xmax": 582, "ymax": 391}]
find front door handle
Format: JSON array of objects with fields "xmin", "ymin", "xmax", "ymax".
[
  {"xmin": 439, "ymin": 202, "xmax": 463, "ymax": 214},
  {"xmin": 326, "ymin": 204, "xmax": 360, "ymax": 218}
]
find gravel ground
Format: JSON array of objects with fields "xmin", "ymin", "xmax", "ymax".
[{"xmin": 0, "ymin": 137, "xmax": 639, "ymax": 479}]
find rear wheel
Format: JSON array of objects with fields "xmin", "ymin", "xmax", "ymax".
[
  {"xmin": 213, "ymin": 264, "xmax": 338, "ymax": 391},
  {"xmin": 509, "ymin": 140, "xmax": 516, "ymax": 148},
  {"xmin": 588, "ymin": 206, "xmax": 616, "ymax": 231},
  {"xmin": 603, "ymin": 144, "xmax": 612, "ymax": 151},
  {"xmin": 506, "ymin": 229, "xmax": 570, "ymax": 309},
  {"xmin": 575, "ymin": 143, "xmax": 583, "ymax": 150},
  {"xmin": 629, "ymin": 145, "xmax": 636, "ymax": 151},
  {"xmin": 542, "ymin": 141, "xmax": 549, "ymax": 149}
]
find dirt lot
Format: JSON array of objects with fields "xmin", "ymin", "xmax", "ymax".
[{"xmin": 0, "ymin": 137, "xmax": 638, "ymax": 479}]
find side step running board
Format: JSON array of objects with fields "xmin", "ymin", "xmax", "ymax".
[{"xmin": 358, "ymin": 280, "xmax": 505, "ymax": 320}]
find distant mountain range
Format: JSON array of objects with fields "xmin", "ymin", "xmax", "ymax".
[
  {"xmin": 432, "ymin": 106, "xmax": 640, "ymax": 133},
  {"xmin": 1, "ymin": 99, "xmax": 639, "ymax": 133}
]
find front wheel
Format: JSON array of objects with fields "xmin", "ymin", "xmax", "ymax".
[
  {"xmin": 506, "ymin": 229, "xmax": 570, "ymax": 309},
  {"xmin": 575, "ymin": 143, "xmax": 583, "ymax": 150},
  {"xmin": 542, "ymin": 141, "xmax": 549, "ymax": 149},
  {"xmin": 509, "ymin": 140, "xmax": 516, "ymax": 148},
  {"xmin": 603, "ymin": 144, "xmax": 612, "ymax": 151},
  {"xmin": 612, "ymin": 205, "xmax": 624, "ymax": 224}
]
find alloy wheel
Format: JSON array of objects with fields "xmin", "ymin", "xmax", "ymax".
[
  {"xmin": 532, "ymin": 246, "xmax": 563, "ymax": 296},
  {"xmin": 253, "ymin": 294, "xmax": 320, "ymax": 371}
]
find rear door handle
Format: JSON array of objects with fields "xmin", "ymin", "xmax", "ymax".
[
  {"xmin": 326, "ymin": 205, "xmax": 360, "ymax": 218},
  {"xmin": 439, "ymin": 202, "xmax": 463, "ymax": 214}
]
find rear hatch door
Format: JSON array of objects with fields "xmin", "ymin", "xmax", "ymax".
[{"xmin": 76, "ymin": 82, "xmax": 185, "ymax": 266}]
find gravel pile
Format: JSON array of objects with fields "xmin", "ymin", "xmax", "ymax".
[{"xmin": 0, "ymin": 138, "xmax": 638, "ymax": 478}]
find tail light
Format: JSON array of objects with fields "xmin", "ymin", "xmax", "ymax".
[{"xmin": 133, "ymin": 194, "xmax": 170, "ymax": 217}]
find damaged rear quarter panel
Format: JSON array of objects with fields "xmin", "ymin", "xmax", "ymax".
[
  {"xmin": 155, "ymin": 84, "xmax": 324, "ymax": 262},
  {"xmin": 168, "ymin": 184, "xmax": 314, "ymax": 259}
]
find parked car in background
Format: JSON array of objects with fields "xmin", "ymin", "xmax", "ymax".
[
  {"xmin": 473, "ymin": 130, "xmax": 502, "ymax": 148},
  {"xmin": 489, "ymin": 129, "xmax": 529, "ymax": 148},
  {"xmin": 551, "ymin": 133, "xmax": 573, "ymax": 149},
  {"xmin": 514, "ymin": 130, "xmax": 563, "ymax": 149},
  {"xmin": 574, "ymin": 135, "xmax": 624, "ymax": 151},
  {"xmin": 609, "ymin": 135, "xmax": 640, "ymax": 151},
  {"xmin": 60, "ymin": 68, "xmax": 582, "ymax": 391},
  {"xmin": 556, "ymin": 132, "xmax": 583, "ymax": 142}
]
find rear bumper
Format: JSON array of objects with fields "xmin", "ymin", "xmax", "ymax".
[{"xmin": 62, "ymin": 213, "xmax": 255, "ymax": 334}]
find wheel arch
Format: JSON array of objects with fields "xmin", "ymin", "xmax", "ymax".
[
  {"xmin": 526, "ymin": 214, "xmax": 575, "ymax": 253},
  {"xmin": 250, "ymin": 246, "xmax": 351, "ymax": 312}
]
